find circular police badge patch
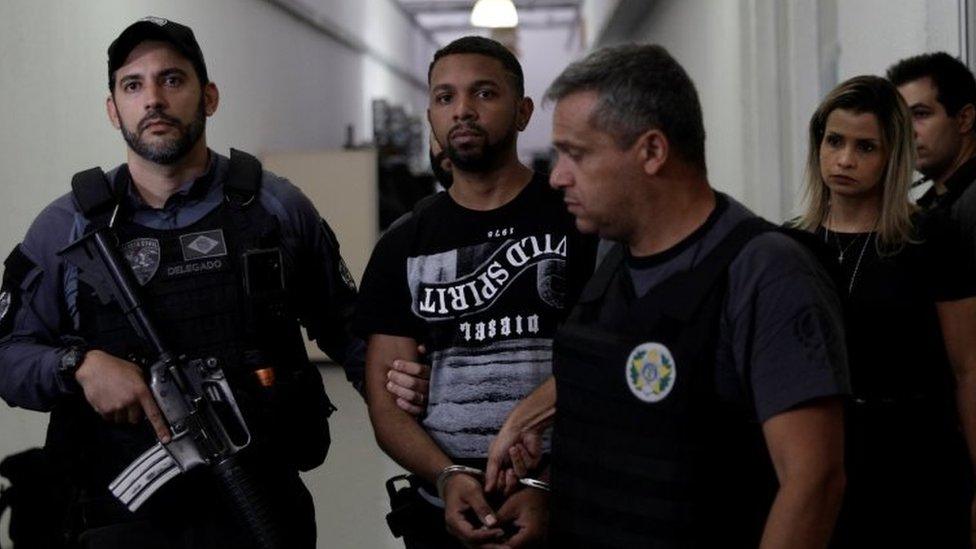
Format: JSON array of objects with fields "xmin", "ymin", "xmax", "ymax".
[
  {"xmin": 0, "ymin": 291, "xmax": 11, "ymax": 323},
  {"xmin": 625, "ymin": 342, "xmax": 676, "ymax": 403}
]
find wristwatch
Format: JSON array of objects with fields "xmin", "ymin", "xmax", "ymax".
[{"xmin": 58, "ymin": 345, "xmax": 89, "ymax": 392}]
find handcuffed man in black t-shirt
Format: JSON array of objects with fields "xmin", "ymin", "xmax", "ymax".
[
  {"xmin": 483, "ymin": 44, "xmax": 851, "ymax": 548},
  {"xmin": 355, "ymin": 36, "xmax": 595, "ymax": 548}
]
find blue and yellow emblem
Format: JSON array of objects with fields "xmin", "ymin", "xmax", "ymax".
[{"xmin": 625, "ymin": 342, "xmax": 676, "ymax": 403}]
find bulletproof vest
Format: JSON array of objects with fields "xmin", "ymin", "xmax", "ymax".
[
  {"xmin": 46, "ymin": 151, "xmax": 312, "ymax": 494},
  {"xmin": 549, "ymin": 218, "xmax": 779, "ymax": 548}
]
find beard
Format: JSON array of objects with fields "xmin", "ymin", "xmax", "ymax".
[
  {"xmin": 429, "ymin": 148, "xmax": 454, "ymax": 189},
  {"xmin": 445, "ymin": 120, "xmax": 517, "ymax": 173},
  {"xmin": 119, "ymin": 96, "xmax": 206, "ymax": 165}
]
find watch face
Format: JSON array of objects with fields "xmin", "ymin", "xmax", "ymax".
[{"xmin": 61, "ymin": 348, "xmax": 84, "ymax": 371}]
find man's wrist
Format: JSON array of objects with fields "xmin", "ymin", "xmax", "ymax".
[
  {"xmin": 56, "ymin": 344, "xmax": 89, "ymax": 393},
  {"xmin": 501, "ymin": 404, "xmax": 533, "ymax": 435},
  {"xmin": 436, "ymin": 464, "xmax": 484, "ymax": 499}
]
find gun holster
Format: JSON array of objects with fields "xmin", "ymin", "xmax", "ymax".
[{"xmin": 384, "ymin": 474, "xmax": 434, "ymax": 539}]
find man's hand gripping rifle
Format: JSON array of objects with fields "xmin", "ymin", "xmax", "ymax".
[{"xmin": 60, "ymin": 227, "xmax": 284, "ymax": 549}]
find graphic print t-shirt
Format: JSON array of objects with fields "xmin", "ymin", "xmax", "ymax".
[{"xmin": 355, "ymin": 173, "xmax": 595, "ymax": 458}]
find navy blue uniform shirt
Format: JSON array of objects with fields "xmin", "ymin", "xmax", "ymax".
[{"xmin": 0, "ymin": 150, "xmax": 364, "ymax": 410}]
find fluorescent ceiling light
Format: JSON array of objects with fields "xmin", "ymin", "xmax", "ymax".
[{"xmin": 470, "ymin": 0, "xmax": 519, "ymax": 28}]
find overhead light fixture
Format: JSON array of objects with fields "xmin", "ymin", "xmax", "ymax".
[{"xmin": 470, "ymin": 0, "xmax": 519, "ymax": 28}]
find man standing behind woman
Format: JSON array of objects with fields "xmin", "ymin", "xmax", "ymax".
[{"xmin": 796, "ymin": 75, "xmax": 976, "ymax": 548}]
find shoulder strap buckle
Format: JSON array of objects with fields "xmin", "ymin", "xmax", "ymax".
[{"xmin": 71, "ymin": 167, "xmax": 117, "ymax": 219}]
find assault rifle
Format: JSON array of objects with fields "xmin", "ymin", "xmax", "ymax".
[{"xmin": 60, "ymin": 228, "xmax": 284, "ymax": 549}]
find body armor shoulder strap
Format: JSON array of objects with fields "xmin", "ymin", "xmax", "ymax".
[
  {"xmin": 70, "ymin": 167, "xmax": 117, "ymax": 220},
  {"xmin": 3, "ymin": 245, "xmax": 36, "ymax": 288},
  {"xmin": 653, "ymin": 216, "xmax": 774, "ymax": 322},
  {"xmin": 225, "ymin": 148, "xmax": 262, "ymax": 206},
  {"xmin": 70, "ymin": 149, "xmax": 265, "ymax": 221},
  {"xmin": 574, "ymin": 243, "xmax": 625, "ymax": 306},
  {"xmin": 572, "ymin": 217, "xmax": 775, "ymax": 325}
]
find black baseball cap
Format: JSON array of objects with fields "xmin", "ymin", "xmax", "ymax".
[{"xmin": 107, "ymin": 16, "xmax": 208, "ymax": 90}]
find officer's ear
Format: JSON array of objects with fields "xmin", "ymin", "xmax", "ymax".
[
  {"xmin": 636, "ymin": 129, "xmax": 669, "ymax": 177},
  {"xmin": 957, "ymin": 103, "xmax": 975, "ymax": 135},
  {"xmin": 203, "ymin": 82, "xmax": 219, "ymax": 117},
  {"xmin": 106, "ymin": 94, "xmax": 121, "ymax": 130}
]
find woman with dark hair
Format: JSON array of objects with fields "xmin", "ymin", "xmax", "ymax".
[{"xmin": 797, "ymin": 75, "xmax": 976, "ymax": 547}]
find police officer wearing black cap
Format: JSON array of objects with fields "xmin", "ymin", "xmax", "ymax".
[{"xmin": 0, "ymin": 17, "xmax": 363, "ymax": 548}]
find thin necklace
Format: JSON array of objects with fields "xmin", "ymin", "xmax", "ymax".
[
  {"xmin": 830, "ymin": 231, "xmax": 862, "ymax": 263},
  {"xmin": 823, "ymin": 208, "xmax": 878, "ymax": 294},
  {"xmin": 845, "ymin": 231, "xmax": 873, "ymax": 295}
]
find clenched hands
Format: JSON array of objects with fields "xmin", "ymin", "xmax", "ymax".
[{"xmin": 74, "ymin": 349, "xmax": 170, "ymax": 443}]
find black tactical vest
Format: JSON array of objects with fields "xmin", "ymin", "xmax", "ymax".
[
  {"xmin": 549, "ymin": 218, "xmax": 779, "ymax": 548},
  {"xmin": 46, "ymin": 152, "xmax": 323, "ymax": 500}
]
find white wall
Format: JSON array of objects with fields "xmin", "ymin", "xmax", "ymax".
[
  {"xmin": 625, "ymin": 0, "xmax": 753, "ymax": 204},
  {"xmin": 836, "ymin": 0, "xmax": 960, "ymax": 80},
  {"xmin": 291, "ymin": 0, "xmax": 438, "ymax": 136},
  {"xmin": 518, "ymin": 26, "xmax": 586, "ymax": 159},
  {"xmin": 0, "ymin": 1, "xmax": 428, "ymax": 546},
  {"xmin": 581, "ymin": 0, "xmax": 620, "ymax": 48}
]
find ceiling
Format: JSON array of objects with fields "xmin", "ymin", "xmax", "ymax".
[{"xmin": 396, "ymin": 0, "xmax": 582, "ymax": 41}]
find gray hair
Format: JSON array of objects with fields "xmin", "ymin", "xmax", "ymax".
[{"xmin": 546, "ymin": 43, "xmax": 706, "ymax": 171}]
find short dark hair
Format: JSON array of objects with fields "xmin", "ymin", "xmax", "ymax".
[
  {"xmin": 887, "ymin": 52, "xmax": 976, "ymax": 117},
  {"xmin": 428, "ymin": 36, "xmax": 524, "ymax": 97},
  {"xmin": 545, "ymin": 43, "xmax": 706, "ymax": 171}
]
